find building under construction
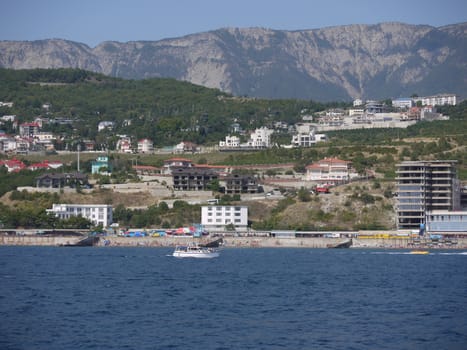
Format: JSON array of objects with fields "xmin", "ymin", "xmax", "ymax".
[{"xmin": 396, "ymin": 160, "xmax": 461, "ymax": 230}]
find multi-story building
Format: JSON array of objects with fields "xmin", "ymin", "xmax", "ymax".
[
  {"xmin": 19, "ymin": 122, "xmax": 40, "ymax": 138},
  {"xmin": 247, "ymin": 127, "xmax": 273, "ymax": 148},
  {"xmin": 223, "ymin": 174, "xmax": 260, "ymax": 194},
  {"xmin": 172, "ymin": 167, "xmax": 218, "ymax": 191},
  {"xmin": 116, "ymin": 137, "xmax": 132, "ymax": 153},
  {"xmin": 392, "ymin": 98, "xmax": 413, "ymax": 109},
  {"xmin": 174, "ymin": 141, "xmax": 198, "ymax": 153},
  {"xmin": 291, "ymin": 125, "xmax": 327, "ymax": 147},
  {"xmin": 36, "ymin": 173, "xmax": 88, "ymax": 188},
  {"xmin": 353, "ymin": 98, "xmax": 363, "ymax": 107},
  {"xmin": 91, "ymin": 156, "xmax": 112, "ymax": 174},
  {"xmin": 201, "ymin": 205, "xmax": 248, "ymax": 231},
  {"xmin": 46, "ymin": 204, "xmax": 113, "ymax": 228},
  {"xmin": 219, "ymin": 135, "xmax": 240, "ymax": 148},
  {"xmin": 396, "ymin": 160, "xmax": 461, "ymax": 230},
  {"xmin": 414, "ymin": 94, "xmax": 457, "ymax": 106},
  {"xmin": 137, "ymin": 138, "xmax": 153, "ymax": 153},
  {"xmin": 163, "ymin": 157, "xmax": 194, "ymax": 175}
]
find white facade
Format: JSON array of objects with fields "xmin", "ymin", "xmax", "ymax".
[
  {"xmin": 0, "ymin": 137, "xmax": 16, "ymax": 152},
  {"xmin": 201, "ymin": 205, "xmax": 248, "ymax": 231},
  {"xmin": 247, "ymin": 127, "xmax": 273, "ymax": 148},
  {"xmin": 98, "ymin": 121, "xmax": 115, "ymax": 132},
  {"xmin": 348, "ymin": 108, "xmax": 365, "ymax": 116},
  {"xmin": 392, "ymin": 98, "xmax": 413, "ymax": 109},
  {"xmin": 291, "ymin": 131, "xmax": 327, "ymax": 147},
  {"xmin": 137, "ymin": 138, "xmax": 153, "ymax": 153},
  {"xmin": 1, "ymin": 115, "xmax": 16, "ymax": 122},
  {"xmin": 116, "ymin": 137, "xmax": 132, "ymax": 153},
  {"xmin": 415, "ymin": 94, "xmax": 457, "ymax": 106},
  {"xmin": 47, "ymin": 204, "xmax": 113, "ymax": 228},
  {"xmin": 35, "ymin": 132, "xmax": 55, "ymax": 141},
  {"xmin": 305, "ymin": 158, "xmax": 359, "ymax": 182},
  {"xmin": 219, "ymin": 135, "xmax": 240, "ymax": 148},
  {"xmin": 353, "ymin": 98, "xmax": 363, "ymax": 107}
]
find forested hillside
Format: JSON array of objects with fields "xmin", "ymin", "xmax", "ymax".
[
  {"xmin": 0, "ymin": 68, "xmax": 466, "ymax": 181},
  {"xmin": 0, "ymin": 68, "xmax": 343, "ymax": 148}
]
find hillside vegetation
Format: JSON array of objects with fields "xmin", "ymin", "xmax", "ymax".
[
  {"xmin": 0, "ymin": 69, "xmax": 466, "ymax": 230},
  {"xmin": 0, "ymin": 68, "xmax": 343, "ymax": 148}
]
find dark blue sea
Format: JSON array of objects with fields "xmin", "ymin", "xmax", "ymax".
[{"xmin": 1, "ymin": 247, "xmax": 466, "ymax": 350}]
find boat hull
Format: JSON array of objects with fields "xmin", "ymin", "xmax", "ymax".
[
  {"xmin": 172, "ymin": 244, "xmax": 220, "ymax": 258},
  {"xmin": 172, "ymin": 251, "xmax": 219, "ymax": 258}
]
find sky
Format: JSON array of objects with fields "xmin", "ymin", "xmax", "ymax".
[{"xmin": 1, "ymin": 0, "xmax": 466, "ymax": 47}]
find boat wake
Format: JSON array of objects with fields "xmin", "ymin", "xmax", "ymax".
[{"xmin": 371, "ymin": 251, "xmax": 467, "ymax": 255}]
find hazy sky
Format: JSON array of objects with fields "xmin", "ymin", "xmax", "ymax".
[{"xmin": 1, "ymin": 0, "xmax": 466, "ymax": 47}]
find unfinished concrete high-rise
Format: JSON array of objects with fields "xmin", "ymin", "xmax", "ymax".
[{"xmin": 396, "ymin": 160, "xmax": 461, "ymax": 230}]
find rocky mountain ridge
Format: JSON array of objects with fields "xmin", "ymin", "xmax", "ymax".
[{"xmin": 1, "ymin": 22, "xmax": 466, "ymax": 101}]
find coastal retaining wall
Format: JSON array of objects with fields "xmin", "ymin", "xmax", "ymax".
[{"xmin": 2, "ymin": 235, "xmax": 467, "ymax": 249}]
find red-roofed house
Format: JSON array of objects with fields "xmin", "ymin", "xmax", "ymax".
[
  {"xmin": 133, "ymin": 165, "xmax": 161, "ymax": 175},
  {"xmin": 0, "ymin": 159, "xmax": 26, "ymax": 172},
  {"xmin": 19, "ymin": 122, "xmax": 40, "ymax": 138},
  {"xmin": 116, "ymin": 137, "xmax": 132, "ymax": 153},
  {"xmin": 27, "ymin": 162, "xmax": 50, "ymax": 171},
  {"xmin": 27, "ymin": 160, "xmax": 63, "ymax": 171},
  {"xmin": 305, "ymin": 157, "xmax": 359, "ymax": 182}
]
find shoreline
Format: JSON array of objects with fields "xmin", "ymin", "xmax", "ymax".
[{"xmin": 1, "ymin": 235, "xmax": 466, "ymax": 249}]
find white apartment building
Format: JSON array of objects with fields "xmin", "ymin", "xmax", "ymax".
[
  {"xmin": 0, "ymin": 137, "xmax": 16, "ymax": 152},
  {"xmin": 291, "ymin": 125, "xmax": 327, "ymax": 147},
  {"xmin": 415, "ymin": 94, "xmax": 457, "ymax": 106},
  {"xmin": 47, "ymin": 204, "xmax": 113, "ymax": 228},
  {"xmin": 137, "ymin": 138, "xmax": 154, "ymax": 153},
  {"xmin": 247, "ymin": 127, "xmax": 273, "ymax": 148},
  {"xmin": 392, "ymin": 98, "xmax": 413, "ymax": 109},
  {"xmin": 219, "ymin": 135, "xmax": 240, "ymax": 148},
  {"xmin": 201, "ymin": 205, "xmax": 248, "ymax": 231}
]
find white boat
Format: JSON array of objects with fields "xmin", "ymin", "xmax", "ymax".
[{"xmin": 172, "ymin": 244, "xmax": 220, "ymax": 258}]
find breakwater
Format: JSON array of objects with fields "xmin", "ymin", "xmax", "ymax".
[{"xmin": 1, "ymin": 234, "xmax": 466, "ymax": 249}]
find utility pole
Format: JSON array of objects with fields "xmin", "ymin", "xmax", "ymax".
[{"xmin": 77, "ymin": 143, "xmax": 80, "ymax": 172}]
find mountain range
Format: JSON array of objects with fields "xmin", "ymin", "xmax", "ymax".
[{"xmin": 0, "ymin": 22, "xmax": 466, "ymax": 101}]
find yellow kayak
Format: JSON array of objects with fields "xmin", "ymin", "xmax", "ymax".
[{"xmin": 410, "ymin": 250, "xmax": 430, "ymax": 255}]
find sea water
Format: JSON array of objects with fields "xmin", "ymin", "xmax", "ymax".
[{"xmin": 1, "ymin": 246, "xmax": 466, "ymax": 350}]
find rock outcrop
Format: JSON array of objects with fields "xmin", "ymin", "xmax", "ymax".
[{"xmin": 1, "ymin": 22, "xmax": 465, "ymax": 100}]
